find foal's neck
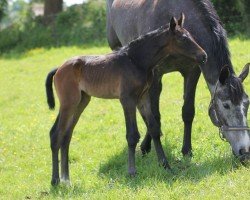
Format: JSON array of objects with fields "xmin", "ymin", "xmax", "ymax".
[{"xmin": 126, "ymin": 30, "xmax": 170, "ymax": 72}]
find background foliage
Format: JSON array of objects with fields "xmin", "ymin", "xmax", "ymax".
[
  {"xmin": 0, "ymin": 0, "xmax": 106, "ymax": 54},
  {"xmin": 0, "ymin": 0, "xmax": 249, "ymax": 54}
]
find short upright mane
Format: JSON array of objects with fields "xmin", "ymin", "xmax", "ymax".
[
  {"xmin": 119, "ymin": 24, "xmax": 169, "ymax": 53},
  {"xmin": 129, "ymin": 24, "xmax": 169, "ymax": 49},
  {"xmin": 195, "ymin": 0, "xmax": 233, "ymax": 72}
]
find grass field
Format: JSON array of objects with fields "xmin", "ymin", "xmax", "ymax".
[{"xmin": 0, "ymin": 38, "xmax": 250, "ymax": 199}]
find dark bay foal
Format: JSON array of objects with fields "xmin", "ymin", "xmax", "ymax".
[{"xmin": 46, "ymin": 14, "xmax": 207, "ymax": 185}]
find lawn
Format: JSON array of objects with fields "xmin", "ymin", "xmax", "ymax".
[{"xmin": 0, "ymin": 39, "xmax": 250, "ymax": 199}]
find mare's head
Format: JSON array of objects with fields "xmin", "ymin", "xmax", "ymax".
[
  {"xmin": 167, "ymin": 13, "xmax": 207, "ymax": 65},
  {"xmin": 209, "ymin": 64, "xmax": 250, "ymax": 162}
]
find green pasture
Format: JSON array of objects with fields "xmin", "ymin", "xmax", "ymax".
[{"xmin": 0, "ymin": 39, "xmax": 250, "ymax": 199}]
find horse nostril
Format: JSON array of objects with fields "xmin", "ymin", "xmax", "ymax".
[{"xmin": 239, "ymin": 148, "xmax": 247, "ymax": 155}]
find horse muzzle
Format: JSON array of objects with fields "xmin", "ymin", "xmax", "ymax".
[{"xmin": 239, "ymin": 151, "xmax": 250, "ymax": 165}]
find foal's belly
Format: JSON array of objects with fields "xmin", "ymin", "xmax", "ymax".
[{"xmin": 79, "ymin": 79, "xmax": 120, "ymax": 99}]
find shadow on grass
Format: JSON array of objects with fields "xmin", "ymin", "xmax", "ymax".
[
  {"xmin": 41, "ymin": 143, "xmax": 243, "ymax": 198},
  {"xmin": 97, "ymin": 144, "xmax": 241, "ymax": 188}
]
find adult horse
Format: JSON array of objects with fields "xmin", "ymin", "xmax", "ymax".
[{"xmin": 106, "ymin": 0, "xmax": 250, "ymax": 161}]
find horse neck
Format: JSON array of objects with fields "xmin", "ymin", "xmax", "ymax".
[
  {"xmin": 127, "ymin": 32, "xmax": 170, "ymax": 72},
  {"xmin": 203, "ymin": 57, "xmax": 235, "ymax": 95}
]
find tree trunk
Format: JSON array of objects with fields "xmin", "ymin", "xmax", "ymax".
[{"xmin": 44, "ymin": 0, "xmax": 63, "ymax": 24}]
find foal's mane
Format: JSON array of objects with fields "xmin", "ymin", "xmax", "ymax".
[
  {"xmin": 194, "ymin": 0, "xmax": 232, "ymax": 72},
  {"xmin": 118, "ymin": 24, "xmax": 169, "ymax": 54}
]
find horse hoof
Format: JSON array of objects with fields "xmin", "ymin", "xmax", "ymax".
[
  {"xmin": 128, "ymin": 168, "xmax": 137, "ymax": 177},
  {"xmin": 51, "ymin": 178, "xmax": 60, "ymax": 186},
  {"xmin": 61, "ymin": 179, "xmax": 71, "ymax": 186}
]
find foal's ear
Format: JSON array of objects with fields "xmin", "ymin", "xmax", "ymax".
[
  {"xmin": 178, "ymin": 13, "xmax": 185, "ymax": 27},
  {"xmin": 170, "ymin": 17, "xmax": 177, "ymax": 32},
  {"xmin": 219, "ymin": 65, "xmax": 231, "ymax": 85},
  {"xmin": 239, "ymin": 63, "xmax": 249, "ymax": 83}
]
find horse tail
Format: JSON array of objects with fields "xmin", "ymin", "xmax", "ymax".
[{"xmin": 45, "ymin": 68, "xmax": 58, "ymax": 110}]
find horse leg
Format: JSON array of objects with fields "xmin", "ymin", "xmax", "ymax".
[
  {"xmin": 181, "ymin": 67, "xmax": 201, "ymax": 156},
  {"xmin": 138, "ymin": 93, "xmax": 170, "ymax": 169},
  {"xmin": 120, "ymin": 97, "xmax": 140, "ymax": 176},
  {"xmin": 50, "ymin": 105, "xmax": 76, "ymax": 186},
  {"xmin": 60, "ymin": 92, "xmax": 91, "ymax": 184},
  {"xmin": 140, "ymin": 73, "xmax": 163, "ymax": 155}
]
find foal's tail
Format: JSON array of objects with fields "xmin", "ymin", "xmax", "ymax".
[{"xmin": 45, "ymin": 68, "xmax": 58, "ymax": 110}]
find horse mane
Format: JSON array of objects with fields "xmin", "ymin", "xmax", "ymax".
[
  {"xmin": 195, "ymin": 0, "xmax": 233, "ymax": 73},
  {"xmin": 227, "ymin": 75, "xmax": 244, "ymax": 105}
]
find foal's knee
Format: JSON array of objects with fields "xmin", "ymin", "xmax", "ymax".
[
  {"xmin": 50, "ymin": 131, "xmax": 59, "ymax": 151},
  {"xmin": 147, "ymin": 121, "xmax": 161, "ymax": 139},
  {"xmin": 182, "ymin": 105, "xmax": 195, "ymax": 123},
  {"xmin": 126, "ymin": 131, "xmax": 140, "ymax": 147}
]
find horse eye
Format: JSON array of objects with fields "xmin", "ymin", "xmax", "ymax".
[{"xmin": 223, "ymin": 103, "xmax": 230, "ymax": 109}]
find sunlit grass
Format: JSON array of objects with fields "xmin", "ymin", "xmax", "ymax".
[{"xmin": 0, "ymin": 39, "xmax": 250, "ymax": 199}]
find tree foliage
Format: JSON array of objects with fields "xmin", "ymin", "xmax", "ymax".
[
  {"xmin": 0, "ymin": 0, "xmax": 250, "ymax": 53},
  {"xmin": 212, "ymin": 0, "xmax": 250, "ymax": 34},
  {"xmin": 0, "ymin": 0, "xmax": 7, "ymax": 22}
]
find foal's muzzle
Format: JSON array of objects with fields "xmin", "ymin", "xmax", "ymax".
[{"xmin": 196, "ymin": 52, "xmax": 207, "ymax": 65}]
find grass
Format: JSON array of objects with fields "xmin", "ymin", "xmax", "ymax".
[{"xmin": 0, "ymin": 38, "xmax": 250, "ymax": 199}]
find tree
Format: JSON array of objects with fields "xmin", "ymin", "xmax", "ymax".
[
  {"xmin": 237, "ymin": 0, "xmax": 250, "ymax": 35},
  {"xmin": 44, "ymin": 0, "xmax": 63, "ymax": 23},
  {"xmin": 0, "ymin": 0, "xmax": 7, "ymax": 22}
]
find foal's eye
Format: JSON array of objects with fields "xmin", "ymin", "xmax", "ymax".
[
  {"xmin": 181, "ymin": 35, "xmax": 187, "ymax": 40},
  {"xmin": 223, "ymin": 103, "xmax": 230, "ymax": 109}
]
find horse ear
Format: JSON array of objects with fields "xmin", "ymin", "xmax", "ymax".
[
  {"xmin": 170, "ymin": 17, "xmax": 177, "ymax": 32},
  {"xmin": 219, "ymin": 65, "xmax": 231, "ymax": 85},
  {"xmin": 239, "ymin": 63, "xmax": 249, "ymax": 82},
  {"xmin": 178, "ymin": 13, "xmax": 185, "ymax": 27}
]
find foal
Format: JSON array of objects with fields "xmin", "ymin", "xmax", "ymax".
[{"xmin": 46, "ymin": 14, "xmax": 207, "ymax": 185}]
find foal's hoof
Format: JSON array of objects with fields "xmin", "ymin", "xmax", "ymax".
[
  {"xmin": 160, "ymin": 159, "xmax": 171, "ymax": 170},
  {"xmin": 51, "ymin": 178, "xmax": 60, "ymax": 186},
  {"xmin": 128, "ymin": 168, "xmax": 137, "ymax": 177},
  {"xmin": 182, "ymin": 148, "xmax": 193, "ymax": 157}
]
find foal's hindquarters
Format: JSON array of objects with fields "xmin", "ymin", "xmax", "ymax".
[{"xmin": 49, "ymin": 55, "xmax": 168, "ymax": 185}]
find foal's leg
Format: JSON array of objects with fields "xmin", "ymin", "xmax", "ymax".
[
  {"xmin": 50, "ymin": 105, "xmax": 76, "ymax": 186},
  {"xmin": 60, "ymin": 93, "xmax": 91, "ymax": 184},
  {"xmin": 138, "ymin": 93, "xmax": 170, "ymax": 169},
  {"xmin": 49, "ymin": 115, "xmax": 60, "ymax": 185},
  {"xmin": 120, "ymin": 97, "xmax": 140, "ymax": 176},
  {"xmin": 181, "ymin": 68, "xmax": 201, "ymax": 156},
  {"xmin": 140, "ymin": 74, "xmax": 163, "ymax": 155}
]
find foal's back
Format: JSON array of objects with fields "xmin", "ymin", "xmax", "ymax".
[{"xmin": 55, "ymin": 52, "xmax": 142, "ymax": 100}]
